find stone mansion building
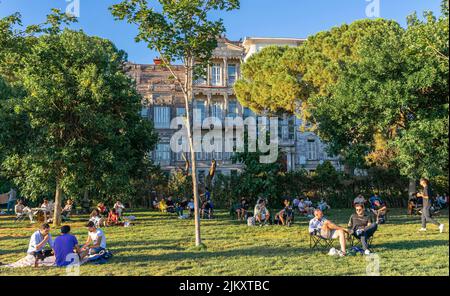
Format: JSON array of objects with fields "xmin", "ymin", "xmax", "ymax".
[{"xmin": 126, "ymin": 37, "xmax": 341, "ymax": 183}]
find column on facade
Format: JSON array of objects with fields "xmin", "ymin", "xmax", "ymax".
[
  {"xmin": 207, "ymin": 64, "xmax": 211, "ymax": 86},
  {"xmin": 223, "ymin": 57, "xmax": 228, "ymax": 87},
  {"xmin": 206, "ymin": 93, "xmax": 212, "ymax": 118},
  {"xmin": 223, "ymin": 93, "xmax": 229, "ymax": 117}
]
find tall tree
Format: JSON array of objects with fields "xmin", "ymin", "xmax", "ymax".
[
  {"xmin": 310, "ymin": 4, "xmax": 448, "ymax": 180},
  {"xmin": 0, "ymin": 11, "xmax": 157, "ymax": 226},
  {"xmin": 110, "ymin": 0, "xmax": 240, "ymax": 247}
]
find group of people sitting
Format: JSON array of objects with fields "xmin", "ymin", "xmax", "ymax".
[
  {"xmin": 154, "ymin": 188, "xmax": 214, "ymax": 219},
  {"xmin": 89, "ymin": 201, "xmax": 126, "ymax": 227},
  {"xmin": 309, "ymin": 203, "xmax": 379, "ymax": 257},
  {"xmin": 1, "ymin": 221, "xmax": 108, "ymax": 268},
  {"xmin": 408, "ymin": 192, "xmax": 449, "ymax": 215},
  {"xmin": 14, "ymin": 198, "xmax": 74, "ymax": 224},
  {"xmin": 235, "ymin": 196, "xmax": 331, "ymax": 226}
]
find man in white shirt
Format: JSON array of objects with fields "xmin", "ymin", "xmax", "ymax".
[
  {"xmin": 81, "ymin": 221, "xmax": 107, "ymax": 258},
  {"xmin": 27, "ymin": 223, "xmax": 54, "ymax": 266},
  {"xmin": 15, "ymin": 200, "xmax": 35, "ymax": 223}
]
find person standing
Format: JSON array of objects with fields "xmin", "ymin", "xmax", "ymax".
[
  {"xmin": 6, "ymin": 189, "xmax": 17, "ymax": 215},
  {"xmin": 417, "ymin": 178, "xmax": 445, "ymax": 233}
]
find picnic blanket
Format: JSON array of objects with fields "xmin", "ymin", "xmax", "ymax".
[{"xmin": 2, "ymin": 255, "xmax": 57, "ymax": 268}]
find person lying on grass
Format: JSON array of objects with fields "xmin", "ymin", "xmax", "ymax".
[
  {"xmin": 27, "ymin": 223, "xmax": 54, "ymax": 267},
  {"xmin": 53, "ymin": 225, "xmax": 81, "ymax": 267},
  {"xmin": 254, "ymin": 199, "xmax": 270, "ymax": 226},
  {"xmin": 80, "ymin": 221, "xmax": 107, "ymax": 259},
  {"xmin": 348, "ymin": 204, "xmax": 378, "ymax": 255},
  {"xmin": 309, "ymin": 209, "xmax": 349, "ymax": 257}
]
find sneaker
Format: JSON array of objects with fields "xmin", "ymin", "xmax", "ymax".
[
  {"xmin": 419, "ymin": 228, "xmax": 427, "ymax": 232},
  {"xmin": 439, "ymin": 224, "xmax": 445, "ymax": 233},
  {"xmin": 328, "ymin": 248, "xmax": 337, "ymax": 256},
  {"xmin": 364, "ymin": 249, "xmax": 371, "ymax": 255},
  {"xmin": 337, "ymin": 250, "xmax": 346, "ymax": 257}
]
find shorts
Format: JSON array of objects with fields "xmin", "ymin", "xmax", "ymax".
[{"xmin": 321, "ymin": 229, "xmax": 339, "ymax": 239}]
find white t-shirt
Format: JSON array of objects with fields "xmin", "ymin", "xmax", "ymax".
[{"xmin": 88, "ymin": 228, "xmax": 107, "ymax": 249}]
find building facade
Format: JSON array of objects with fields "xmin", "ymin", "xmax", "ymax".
[{"xmin": 126, "ymin": 37, "xmax": 341, "ymax": 183}]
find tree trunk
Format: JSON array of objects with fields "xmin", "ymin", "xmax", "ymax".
[
  {"xmin": 184, "ymin": 57, "xmax": 201, "ymax": 246},
  {"xmin": 408, "ymin": 178, "xmax": 416, "ymax": 198},
  {"xmin": 53, "ymin": 180, "xmax": 63, "ymax": 227},
  {"xmin": 81, "ymin": 189, "xmax": 89, "ymax": 214}
]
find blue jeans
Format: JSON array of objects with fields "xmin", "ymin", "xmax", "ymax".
[{"xmin": 354, "ymin": 223, "xmax": 378, "ymax": 250}]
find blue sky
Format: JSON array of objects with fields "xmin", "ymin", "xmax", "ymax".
[{"xmin": 0, "ymin": 0, "xmax": 443, "ymax": 64}]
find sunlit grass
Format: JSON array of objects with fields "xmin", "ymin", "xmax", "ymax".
[{"xmin": 0, "ymin": 208, "xmax": 448, "ymax": 276}]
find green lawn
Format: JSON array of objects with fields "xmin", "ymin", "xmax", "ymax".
[{"xmin": 0, "ymin": 208, "xmax": 448, "ymax": 276}]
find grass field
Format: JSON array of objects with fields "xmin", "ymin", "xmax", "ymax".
[{"xmin": 0, "ymin": 208, "xmax": 448, "ymax": 276}]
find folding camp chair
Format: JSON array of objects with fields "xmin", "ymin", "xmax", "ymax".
[
  {"xmin": 349, "ymin": 234, "xmax": 374, "ymax": 249},
  {"xmin": 14, "ymin": 212, "xmax": 28, "ymax": 223},
  {"xmin": 309, "ymin": 230, "xmax": 336, "ymax": 250}
]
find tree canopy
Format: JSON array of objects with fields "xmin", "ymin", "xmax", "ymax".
[{"xmin": 0, "ymin": 11, "xmax": 158, "ymax": 224}]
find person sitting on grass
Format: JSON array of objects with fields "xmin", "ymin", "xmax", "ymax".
[
  {"xmin": 106, "ymin": 208, "xmax": 123, "ymax": 226},
  {"xmin": 187, "ymin": 198, "xmax": 195, "ymax": 217},
  {"xmin": 61, "ymin": 199, "xmax": 73, "ymax": 221},
  {"xmin": 96, "ymin": 202, "xmax": 108, "ymax": 216},
  {"xmin": 113, "ymin": 200, "xmax": 125, "ymax": 217},
  {"xmin": 80, "ymin": 221, "xmax": 107, "ymax": 258},
  {"xmin": 348, "ymin": 204, "xmax": 378, "ymax": 255},
  {"xmin": 317, "ymin": 198, "xmax": 331, "ymax": 212},
  {"xmin": 175, "ymin": 198, "xmax": 188, "ymax": 218},
  {"xmin": 53, "ymin": 225, "xmax": 80, "ymax": 267},
  {"xmin": 254, "ymin": 199, "xmax": 270, "ymax": 226},
  {"xmin": 89, "ymin": 209, "xmax": 105, "ymax": 228},
  {"xmin": 27, "ymin": 223, "xmax": 54, "ymax": 267},
  {"xmin": 15, "ymin": 199, "xmax": 35, "ymax": 223},
  {"xmin": 309, "ymin": 209, "xmax": 348, "ymax": 256},
  {"xmin": 275, "ymin": 199, "xmax": 294, "ymax": 226},
  {"xmin": 158, "ymin": 197, "xmax": 168, "ymax": 212},
  {"xmin": 201, "ymin": 198, "xmax": 213, "ymax": 219},
  {"xmin": 369, "ymin": 194, "xmax": 388, "ymax": 224},
  {"xmin": 166, "ymin": 196, "xmax": 176, "ymax": 213},
  {"xmin": 353, "ymin": 194, "xmax": 366, "ymax": 207},
  {"xmin": 236, "ymin": 198, "xmax": 249, "ymax": 221}
]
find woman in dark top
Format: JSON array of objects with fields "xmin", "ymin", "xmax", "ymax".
[{"xmin": 417, "ymin": 178, "xmax": 444, "ymax": 233}]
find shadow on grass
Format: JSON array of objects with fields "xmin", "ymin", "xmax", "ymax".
[
  {"xmin": 114, "ymin": 245, "xmax": 312, "ymax": 264},
  {"xmin": 379, "ymin": 239, "xmax": 449, "ymax": 251}
]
